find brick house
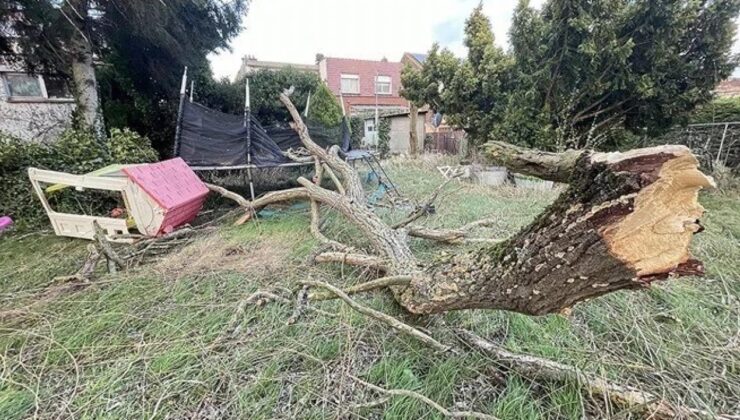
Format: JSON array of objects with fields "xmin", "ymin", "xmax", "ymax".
[
  {"xmin": 318, "ymin": 57, "xmax": 409, "ymax": 115},
  {"xmin": 715, "ymin": 78, "xmax": 740, "ymax": 98}
]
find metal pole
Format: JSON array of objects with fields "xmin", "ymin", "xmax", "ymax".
[
  {"xmin": 189, "ymin": 80, "xmax": 194, "ymax": 102},
  {"xmin": 173, "ymin": 66, "xmax": 188, "ymax": 157},
  {"xmin": 245, "ymin": 78, "xmax": 256, "ymax": 201},
  {"xmin": 303, "ymin": 91, "xmax": 311, "ymax": 117},
  {"xmin": 374, "ymin": 71, "xmax": 379, "ymax": 149},
  {"xmin": 716, "ymin": 123, "xmax": 728, "ymax": 165}
]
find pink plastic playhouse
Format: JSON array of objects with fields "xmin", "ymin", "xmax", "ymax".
[{"xmin": 28, "ymin": 158, "xmax": 209, "ymax": 241}]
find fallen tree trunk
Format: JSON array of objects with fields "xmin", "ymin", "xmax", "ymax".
[{"xmin": 274, "ymin": 93, "xmax": 713, "ymax": 316}]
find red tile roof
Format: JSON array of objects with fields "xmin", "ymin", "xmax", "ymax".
[{"xmin": 715, "ymin": 78, "xmax": 740, "ymax": 98}]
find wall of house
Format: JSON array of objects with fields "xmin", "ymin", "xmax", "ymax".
[
  {"xmin": 388, "ymin": 114, "xmax": 424, "ymax": 154},
  {"xmin": 0, "ymin": 67, "xmax": 75, "ymax": 143}
]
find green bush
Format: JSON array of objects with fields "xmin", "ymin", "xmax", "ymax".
[{"xmin": 0, "ymin": 128, "xmax": 158, "ymax": 229}]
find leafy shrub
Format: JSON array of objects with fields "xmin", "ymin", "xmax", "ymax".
[{"xmin": 0, "ymin": 128, "xmax": 158, "ymax": 229}]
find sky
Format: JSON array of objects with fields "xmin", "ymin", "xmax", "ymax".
[{"xmin": 208, "ymin": 0, "xmax": 740, "ymax": 80}]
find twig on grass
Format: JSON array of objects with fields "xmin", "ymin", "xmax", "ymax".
[
  {"xmin": 287, "ymin": 285, "xmax": 310, "ymax": 325},
  {"xmin": 349, "ymin": 374, "xmax": 500, "ymax": 419},
  {"xmin": 392, "ymin": 175, "xmax": 457, "ymax": 229},
  {"xmin": 457, "ymin": 329, "xmax": 736, "ymax": 420},
  {"xmin": 299, "ymin": 279, "xmax": 450, "ymax": 353}
]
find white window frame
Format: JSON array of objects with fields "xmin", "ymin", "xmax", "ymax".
[
  {"xmin": 340, "ymin": 74, "xmax": 360, "ymax": 94},
  {"xmin": 1, "ymin": 72, "xmax": 74, "ymax": 103},
  {"xmin": 375, "ymin": 75, "xmax": 392, "ymax": 95}
]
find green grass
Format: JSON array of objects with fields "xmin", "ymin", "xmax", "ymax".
[{"xmin": 0, "ymin": 155, "xmax": 738, "ymax": 419}]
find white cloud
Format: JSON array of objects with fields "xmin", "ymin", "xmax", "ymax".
[{"xmin": 209, "ymin": 0, "xmax": 739, "ymax": 80}]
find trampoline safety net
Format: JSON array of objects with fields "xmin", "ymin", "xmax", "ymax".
[{"xmin": 176, "ymin": 100, "xmax": 350, "ymax": 168}]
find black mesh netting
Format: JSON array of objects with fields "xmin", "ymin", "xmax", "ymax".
[{"xmin": 177, "ymin": 100, "xmax": 350, "ymax": 167}]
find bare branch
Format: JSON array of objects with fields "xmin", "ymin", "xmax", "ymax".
[
  {"xmin": 93, "ymin": 222, "xmax": 126, "ymax": 268},
  {"xmin": 308, "ymin": 275, "xmax": 412, "ymax": 301},
  {"xmin": 458, "ymin": 329, "xmax": 734, "ymax": 420},
  {"xmin": 313, "ymin": 251, "xmax": 388, "ymax": 270},
  {"xmin": 279, "ymin": 92, "xmax": 366, "ymax": 203},
  {"xmin": 392, "ymin": 176, "xmax": 456, "ymax": 229},
  {"xmin": 300, "ymin": 279, "xmax": 450, "ymax": 352},
  {"xmin": 349, "ymin": 374, "xmax": 499, "ymax": 419}
]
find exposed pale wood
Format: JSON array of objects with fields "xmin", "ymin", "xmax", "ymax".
[{"xmin": 595, "ymin": 148, "xmax": 714, "ymax": 277}]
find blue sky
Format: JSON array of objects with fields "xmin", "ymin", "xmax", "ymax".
[{"xmin": 209, "ymin": 0, "xmax": 739, "ymax": 80}]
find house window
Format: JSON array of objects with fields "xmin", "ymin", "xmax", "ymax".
[
  {"xmin": 43, "ymin": 76, "xmax": 72, "ymax": 99},
  {"xmin": 375, "ymin": 75, "xmax": 392, "ymax": 95},
  {"xmin": 340, "ymin": 74, "xmax": 360, "ymax": 94},
  {"xmin": 1, "ymin": 72, "xmax": 73, "ymax": 101},
  {"xmin": 4, "ymin": 73, "xmax": 43, "ymax": 98}
]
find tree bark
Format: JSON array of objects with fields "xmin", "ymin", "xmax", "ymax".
[
  {"xmin": 70, "ymin": 45, "xmax": 104, "ymax": 140},
  {"xmin": 397, "ymin": 145, "xmax": 713, "ymax": 315},
  {"xmin": 67, "ymin": 1, "xmax": 105, "ymax": 142},
  {"xmin": 275, "ymin": 95, "xmax": 713, "ymax": 317},
  {"xmin": 409, "ymin": 103, "xmax": 419, "ymax": 156}
]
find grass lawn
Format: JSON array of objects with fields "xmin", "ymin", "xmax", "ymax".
[{"xmin": 1, "ymin": 156, "xmax": 738, "ymax": 419}]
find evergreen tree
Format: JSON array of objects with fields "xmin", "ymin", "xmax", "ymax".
[
  {"xmin": 0, "ymin": 0, "xmax": 248, "ymax": 143},
  {"xmin": 402, "ymin": 0, "xmax": 740, "ymax": 150},
  {"xmin": 307, "ymin": 83, "xmax": 343, "ymax": 127}
]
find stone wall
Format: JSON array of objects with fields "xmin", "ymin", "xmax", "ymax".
[{"xmin": 0, "ymin": 68, "xmax": 75, "ymax": 143}]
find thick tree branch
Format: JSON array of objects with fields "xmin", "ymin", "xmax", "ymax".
[
  {"xmin": 313, "ymin": 251, "xmax": 388, "ymax": 270},
  {"xmin": 279, "ymin": 92, "xmax": 366, "ymax": 203},
  {"xmin": 308, "ymin": 275, "xmax": 412, "ymax": 301},
  {"xmin": 481, "ymin": 141, "xmax": 583, "ymax": 182},
  {"xmin": 273, "ymin": 95, "xmax": 714, "ymax": 317}
]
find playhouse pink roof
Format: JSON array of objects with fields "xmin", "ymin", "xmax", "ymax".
[{"xmin": 123, "ymin": 158, "xmax": 208, "ymax": 210}]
